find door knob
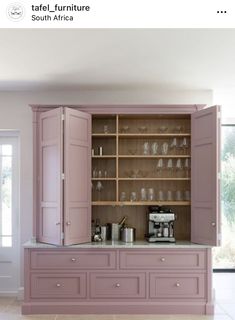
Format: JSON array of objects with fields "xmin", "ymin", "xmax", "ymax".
[
  {"xmin": 66, "ymin": 221, "xmax": 71, "ymax": 226},
  {"xmin": 115, "ymin": 283, "xmax": 120, "ymax": 287},
  {"xmin": 175, "ymin": 283, "xmax": 180, "ymax": 287},
  {"xmin": 160, "ymin": 257, "xmax": 165, "ymax": 262},
  {"xmin": 211, "ymin": 222, "xmax": 216, "ymax": 227},
  {"xmin": 56, "ymin": 283, "xmax": 61, "ymax": 287}
]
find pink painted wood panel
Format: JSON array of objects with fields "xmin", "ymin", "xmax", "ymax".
[
  {"xmin": 64, "ymin": 108, "xmax": 91, "ymax": 245},
  {"xmin": 120, "ymin": 250, "xmax": 206, "ymax": 269},
  {"xmin": 191, "ymin": 106, "xmax": 220, "ymax": 246},
  {"xmin": 38, "ymin": 108, "xmax": 63, "ymax": 245},
  {"xmin": 149, "ymin": 273, "xmax": 205, "ymax": 299},
  {"xmin": 90, "ymin": 273, "xmax": 146, "ymax": 299},
  {"xmin": 30, "ymin": 250, "xmax": 116, "ymax": 269},
  {"xmin": 30, "ymin": 273, "xmax": 86, "ymax": 299}
]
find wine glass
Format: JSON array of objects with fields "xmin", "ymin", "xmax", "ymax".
[
  {"xmin": 167, "ymin": 158, "xmax": 174, "ymax": 177},
  {"xmin": 148, "ymin": 188, "xmax": 155, "ymax": 201},
  {"xmin": 143, "ymin": 142, "xmax": 150, "ymax": 155},
  {"xmin": 175, "ymin": 158, "xmax": 183, "ymax": 177},
  {"xmin": 170, "ymin": 138, "xmax": 178, "ymax": 153},
  {"xmin": 156, "ymin": 158, "xmax": 164, "ymax": 177},
  {"xmin": 161, "ymin": 142, "xmax": 169, "ymax": 155},
  {"xmin": 184, "ymin": 158, "xmax": 190, "ymax": 178},
  {"xmin": 151, "ymin": 142, "xmax": 158, "ymax": 155},
  {"xmin": 180, "ymin": 137, "xmax": 189, "ymax": 155},
  {"xmin": 96, "ymin": 181, "xmax": 104, "ymax": 200}
]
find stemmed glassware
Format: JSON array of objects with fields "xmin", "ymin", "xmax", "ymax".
[
  {"xmin": 166, "ymin": 158, "xmax": 174, "ymax": 177},
  {"xmin": 175, "ymin": 158, "xmax": 183, "ymax": 177},
  {"xmin": 161, "ymin": 142, "xmax": 169, "ymax": 155},
  {"xmin": 184, "ymin": 158, "xmax": 190, "ymax": 178},
  {"xmin": 180, "ymin": 137, "xmax": 189, "ymax": 154},
  {"xmin": 96, "ymin": 181, "xmax": 103, "ymax": 200},
  {"xmin": 170, "ymin": 138, "xmax": 178, "ymax": 153},
  {"xmin": 156, "ymin": 158, "xmax": 164, "ymax": 177},
  {"xmin": 143, "ymin": 142, "xmax": 150, "ymax": 155}
]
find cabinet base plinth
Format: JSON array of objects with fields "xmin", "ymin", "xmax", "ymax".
[{"xmin": 22, "ymin": 302, "xmax": 213, "ymax": 315}]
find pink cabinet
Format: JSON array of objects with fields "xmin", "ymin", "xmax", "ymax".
[
  {"xmin": 31, "ymin": 249, "xmax": 116, "ymax": 270},
  {"xmin": 120, "ymin": 250, "xmax": 206, "ymax": 270},
  {"xmin": 149, "ymin": 273, "xmax": 205, "ymax": 299},
  {"xmin": 90, "ymin": 272, "xmax": 146, "ymax": 299},
  {"xmin": 30, "ymin": 273, "xmax": 86, "ymax": 299},
  {"xmin": 23, "ymin": 247, "xmax": 213, "ymax": 315}
]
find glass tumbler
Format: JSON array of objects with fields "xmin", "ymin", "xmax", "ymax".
[
  {"xmin": 130, "ymin": 191, "xmax": 137, "ymax": 202},
  {"xmin": 148, "ymin": 188, "xmax": 155, "ymax": 201},
  {"xmin": 140, "ymin": 188, "xmax": 147, "ymax": 201}
]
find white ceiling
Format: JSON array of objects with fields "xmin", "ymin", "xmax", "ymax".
[{"xmin": 1, "ymin": 29, "xmax": 235, "ymax": 91}]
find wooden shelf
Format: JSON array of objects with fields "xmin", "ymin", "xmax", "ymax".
[
  {"xmin": 92, "ymin": 201, "xmax": 191, "ymax": 206},
  {"xmin": 92, "ymin": 178, "xmax": 116, "ymax": 181},
  {"xmin": 119, "ymin": 155, "xmax": 191, "ymax": 158},
  {"xmin": 118, "ymin": 178, "xmax": 190, "ymax": 181},
  {"xmin": 92, "ymin": 133, "xmax": 116, "ymax": 137},
  {"xmin": 92, "ymin": 155, "xmax": 116, "ymax": 159},
  {"xmin": 118, "ymin": 133, "xmax": 191, "ymax": 138}
]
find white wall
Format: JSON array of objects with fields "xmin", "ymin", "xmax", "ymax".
[{"xmin": 0, "ymin": 88, "xmax": 213, "ymax": 291}]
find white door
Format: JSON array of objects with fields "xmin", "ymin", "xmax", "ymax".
[{"xmin": 0, "ymin": 136, "xmax": 19, "ymax": 295}]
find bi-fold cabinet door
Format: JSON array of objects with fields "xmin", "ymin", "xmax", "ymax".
[
  {"xmin": 191, "ymin": 105, "xmax": 221, "ymax": 246},
  {"xmin": 38, "ymin": 107, "xmax": 91, "ymax": 245}
]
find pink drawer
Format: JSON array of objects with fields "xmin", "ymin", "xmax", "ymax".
[
  {"xmin": 149, "ymin": 273, "xmax": 205, "ymax": 299},
  {"xmin": 30, "ymin": 250, "xmax": 116, "ymax": 270},
  {"xmin": 120, "ymin": 250, "xmax": 206, "ymax": 270},
  {"xmin": 90, "ymin": 273, "xmax": 146, "ymax": 299},
  {"xmin": 30, "ymin": 273, "xmax": 86, "ymax": 299}
]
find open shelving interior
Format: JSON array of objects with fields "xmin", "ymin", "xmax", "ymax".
[{"xmin": 92, "ymin": 114, "xmax": 191, "ymax": 206}]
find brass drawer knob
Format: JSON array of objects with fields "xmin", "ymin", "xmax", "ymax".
[
  {"xmin": 56, "ymin": 283, "xmax": 61, "ymax": 287},
  {"xmin": 115, "ymin": 283, "xmax": 120, "ymax": 288},
  {"xmin": 160, "ymin": 257, "xmax": 165, "ymax": 262},
  {"xmin": 175, "ymin": 283, "xmax": 180, "ymax": 287}
]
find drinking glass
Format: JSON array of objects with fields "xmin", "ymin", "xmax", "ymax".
[
  {"xmin": 175, "ymin": 190, "xmax": 182, "ymax": 201},
  {"xmin": 167, "ymin": 190, "xmax": 173, "ymax": 201},
  {"xmin": 140, "ymin": 188, "xmax": 147, "ymax": 201},
  {"xmin": 158, "ymin": 190, "xmax": 164, "ymax": 201},
  {"xmin": 130, "ymin": 191, "xmax": 137, "ymax": 202},
  {"xmin": 159, "ymin": 126, "xmax": 168, "ymax": 133},
  {"xmin": 180, "ymin": 137, "xmax": 189, "ymax": 154},
  {"xmin": 161, "ymin": 142, "xmax": 169, "ymax": 155},
  {"xmin": 148, "ymin": 188, "xmax": 155, "ymax": 201},
  {"xmin": 92, "ymin": 168, "xmax": 98, "ymax": 178},
  {"xmin": 184, "ymin": 158, "xmax": 190, "ymax": 178},
  {"xmin": 138, "ymin": 126, "xmax": 147, "ymax": 133},
  {"xmin": 175, "ymin": 158, "xmax": 183, "ymax": 177},
  {"xmin": 103, "ymin": 125, "xmax": 109, "ymax": 134},
  {"xmin": 170, "ymin": 138, "xmax": 178, "ymax": 153},
  {"xmin": 120, "ymin": 191, "xmax": 126, "ymax": 202},
  {"xmin": 143, "ymin": 142, "xmax": 150, "ymax": 155},
  {"xmin": 98, "ymin": 170, "xmax": 102, "ymax": 178},
  {"xmin": 156, "ymin": 158, "xmax": 164, "ymax": 177},
  {"xmin": 174, "ymin": 125, "xmax": 183, "ymax": 133},
  {"xmin": 96, "ymin": 181, "xmax": 104, "ymax": 200},
  {"xmin": 184, "ymin": 190, "xmax": 190, "ymax": 201},
  {"xmin": 167, "ymin": 158, "xmax": 173, "ymax": 177},
  {"xmin": 151, "ymin": 142, "xmax": 158, "ymax": 155}
]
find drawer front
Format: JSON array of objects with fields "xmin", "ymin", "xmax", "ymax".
[
  {"xmin": 30, "ymin": 273, "xmax": 86, "ymax": 298},
  {"xmin": 31, "ymin": 250, "xmax": 116, "ymax": 270},
  {"xmin": 120, "ymin": 250, "xmax": 206, "ymax": 269},
  {"xmin": 90, "ymin": 273, "xmax": 146, "ymax": 299},
  {"xmin": 149, "ymin": 273, "xmax": 205, "ymax": 299}
]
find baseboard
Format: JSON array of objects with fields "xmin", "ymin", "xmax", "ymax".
[
  {"xmin": 22, "ymin": 301, "xmax": 210, "ymax": 315},
  {"xmin": 17, "ymin": 287, "xmax": 24, "ymax": 300},
  {"xmin": 0, "ymin": 291, "xmax": 17, "ymax": 297}
]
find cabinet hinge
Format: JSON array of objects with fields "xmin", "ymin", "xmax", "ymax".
[
  {"xmin": 61, "ymin": 114, "xmax": 65, "ymax": 121},
  {"xmin": 61, "ymin": 232, "xmax": 64, "ymax": 240},
  {"xmin": 62, "ymin": 173, "xmax": 65, "ymax": 180}
]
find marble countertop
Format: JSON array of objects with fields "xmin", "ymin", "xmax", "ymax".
[{"xmin": 23, "ymin": 239, "xmax": 212, "ymax": 249}]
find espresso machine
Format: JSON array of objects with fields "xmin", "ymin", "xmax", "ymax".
[{"xmin": 146, "ymin": 206, "xmax": 176, "ymax": 243}]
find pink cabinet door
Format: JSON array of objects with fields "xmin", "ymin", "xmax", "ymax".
[
  {"xmin": 64, "ymin": 108, "xmax": 91, "ymax": 245},
  {"xmin": 90, "ymin": 273, "xmax": 146, "ymax": 299},
  {"xmin": 191, "ymin": 106, "xmax": 221, "ymax": 246},
  {"xmin": 149, "ymin": 273, "xmax": 205, "ymax": 299},
  {"xmin": 38, "ymin": 108, "xmax": 63, "ymax": 245},
  {"xmin": 30, "ymin": 273, "xmax": 86, "ymax": 299}
]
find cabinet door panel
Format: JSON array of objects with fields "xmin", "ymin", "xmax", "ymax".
[
  {"xmin": 39, "ymin": 108, "xmax": 63, "ymax": 245},
  {"xmin": 191, "ymin": 106, "xmax": 221, "ymax": 245},
  {"xmin": 64, "ymin": 108, "xmax": 91, "ymax": 245}
]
